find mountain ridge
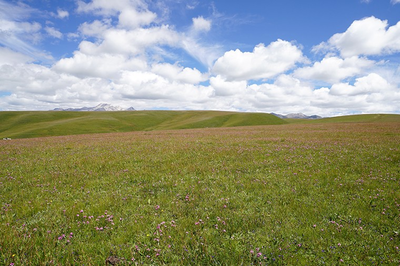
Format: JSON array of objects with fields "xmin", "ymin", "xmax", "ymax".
[
  {"xmin": 271, "ymin": 112, "xmax": 322, "ymax": 119},
  {"xmin": 53, "ymin": 103, "xmax": 135, "ymax": 111}
]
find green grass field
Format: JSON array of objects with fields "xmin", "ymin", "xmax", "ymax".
[
  {"xmin": 1, "ymin": 112, "xmax": 400, "ymax": 265},
  {"xmin": 0, "ymin": 111, "xmax": 286, "ymax": 139}
]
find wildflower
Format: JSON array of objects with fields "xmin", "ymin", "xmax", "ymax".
[
  {"xmin": 257, "ymin": 252, "xmax": 262, "ymax": 257},
  {"xmin": 338, "ymin": 243, "xmax": 341, "ymax": 247}
]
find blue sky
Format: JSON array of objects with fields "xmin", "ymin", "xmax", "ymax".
[{"xmin": 1, "ymin": 0, "xmax": 400, "ymax": 116}]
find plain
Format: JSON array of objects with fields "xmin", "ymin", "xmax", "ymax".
[{"xmin": 1, "ymin": 113, "xmax": 400, "ymax": 265}]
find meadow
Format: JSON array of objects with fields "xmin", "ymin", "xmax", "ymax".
[
  {"xmin": 1, "ymin": 120, "xmax": 400, "ymax": 265},
  {"xmin": 0, "ymin": 111, "xmax": 285, "ymax": 139}
]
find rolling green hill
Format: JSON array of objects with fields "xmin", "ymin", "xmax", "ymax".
[
  {"xmin": 0, "ymin": 110, "xmax": 287, "ymax": 139},
  {"xmin": 285, "ymin": 114, "xmax": 400, "ymax": 124},
  {"xmin": 1, "ymin": 111, "xmax": 399, "ymax": 139}
]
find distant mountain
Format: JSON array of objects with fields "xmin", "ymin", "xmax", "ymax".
[
  {"xmin": 53, "ymin": 103, "xmax": 135, "ymax": 111},
  {"xmin": 271, "ymin": 112, "xmax": 322, "ymax": 119}
]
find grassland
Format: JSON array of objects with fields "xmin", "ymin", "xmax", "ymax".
[
  {"xmin": 1, "ymin": 120, "xmax": 400, "ymax": 265},
  {"xmin": 0, "ymin": 111, "xmax": 286, "ymax": 139},
  {"xmin": 285, "ymin": 114, "xmax": 400, "ymax": 124}
]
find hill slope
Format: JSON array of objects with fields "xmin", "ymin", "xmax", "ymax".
[
  {"xmin": 0, "ymin": 110, "xmax": 286, "ymax": 139},
  {"xmin": 285, "ymin": 114, "xmax": 400, "ymax": 124}
]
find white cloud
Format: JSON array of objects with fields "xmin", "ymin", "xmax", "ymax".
[
  {"xmin": 53, "ymin": 52, "xmax": 148, "ymax": 79},
  {"xmin": 78, "ymin": 19, "xmax": 111, "ymax": 38},
  {"xmin": 77, "ymin": 0, "xmax": 156, "ymax": 29},
  {"xmin": 310, "ymin": 73, "xmax": 400, "ymax": 114},
  {"xmin": 329, "ymin": 73, "xmax": 392, "ymax": 96},
  {"xmin": 0, "ymin": 0, "xmax": 34, "ymax": 21},
  {"xmin": 56, "ymin": 9, "xmax": 69, "ymax": 19},
  {"xmin": 77, "ymin": 0, "xmax": 144, "ymax": 16},
  {"xmin": 0, "ymin": 63, "xmax": 77, "ymax": 95},
  {"xmin": 192, "ymin": 16, "xmax": 211, "ymax": 32},
  {"xmin": 212, "ymin": 40, "xmax": 304, "ymax": 81},
  {"xmin": 45, "ymin": 26, "xmax": 63, "ymax": 39},
  {"xmin": 210, "ymin": 75, "xmax": 247, "ymax": 96},
  {"xmin": 314, "ymin": 17, "xmax": 400, "ymax": 57},
  {"xmin": 76, "ymin": 1, "xmax": 216, "ymax": 67},
  {"xmin": 234, "ymin": 75, "xmax": 314, "ymax": 113},
  {"xmin": 0, "ymin": 1, "xmax": 51, "ymax": 61},
  {"xmin": 294, "ymin": 56, "xmax": 374, "ymax": 83},
  {"xmin": 391, "ymin": 0, "xmax": 400, "ymax": 4},
  {"xmin": 77, "ymin": 26, "xmax": 180, "ymax": 56},
  {"xmin": 151, "ymin": 63, "xmax": 206, "ymax": 84},
  {"xmin": 114, "ymin": 70, "xmax": 213, "ymax": 103},
  {"xmin": 0, "ymin": 47, "xmax": 32, "ymax": 65},
  {"xmin": 118, "ymin": 8, "xmax": 156, "ymax": 29},
  {"xmin": 181, "ymin": 38, "xmax": 222, "ymax": 67}
]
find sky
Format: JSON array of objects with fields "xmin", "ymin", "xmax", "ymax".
[{"xmin": 1, "ymin": 0, "xmax": 400, "ymax": 116}]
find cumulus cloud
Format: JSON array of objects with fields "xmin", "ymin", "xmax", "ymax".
[
  {"xmin": 56, "ymin": 9, "xmax": 69, "ymax": 19},
  {"xmin": 210, "ymin": 75, "xmax": 247, "ymax": 96},
  {"xmin": 77, "ymin": 0, "xmax": 156, "ymax": 29},
  {"xmin": 114, "ymin": 70, "xmax": 213, "ymax": 102},
  {"xmin": 118, "ymin": 7, "xmax": 157, "ymax": 29},
  {"xmin": 77, "ymin": 0, "xmax": 145, "ymax": 16},
  {"xmin": 77, "ymin": 26, "xmax": 180, "ymax": 56},
  {"xmin": 0, "ymin": 47, "xmax": 32, "ymax": 65},
  {"xmin": 78, "ymin": 19, "xmax": 111, "ymax": 38},
  {"xmin": 45, "ymin": 26, "xmax": 63, "ymax": 39},
  {"xmin": 212, "ymin": 40, "xmax": 304, "ymax": 81},
  {"xmin": 311, "ymin": 73, "xmax": 400, "ymax": 114},
  {"xmin": 53, "ymin": 52, "xmax": 148, "ymax": 78},
  {"xmin": 192, "ymin": 16, "xmax": 211, "ymax": 32},
  {"xmin": 294, "ymin": 56, "xmax": 374, "ymax": 83},
  {"xmin": 151, "ymin": 63, "xmax": 206, "ymax": 84},
  {"xmin": 314, "ymin": 17, "xmax": 400, "ymax": 57},
  {"xmin": 329, "ymin": 73, "xmax": 392, "ymax": 96},
  {"xmin": 0, "ymin": 63, "xmax": 76, "ymax": 95}
]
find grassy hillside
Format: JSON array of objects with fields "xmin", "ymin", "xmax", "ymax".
[
  {"xmin": 285, "ymin": 114, "xmax": 400, "ymax": 124},
  {"xmin": 0, "ymin": 111, "xmax": 286, "ymax": 139}
]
